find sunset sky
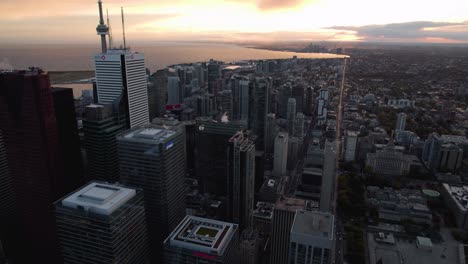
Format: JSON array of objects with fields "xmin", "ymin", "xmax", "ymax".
[{"xmin": 1, "ymin": 0, "xmax": 468, "ymax": 44}]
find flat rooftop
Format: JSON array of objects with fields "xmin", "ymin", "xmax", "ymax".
[
  {"xmin": 121, "ymin": 125, "xmax": 177, "ymax": 143},
  {"xmin": 291, "ymin": 210, "xmax": 334, "ymax": 240},
  {"xmin": 253, "ymin": 202, "xmax": 274, "ymax": 220},
  {"xmin": 166, "ymin": 216, "xmax": 238, "ymax": 256},
  {"xmin": 61, "ymin": 182, "xmax": 136, "ymax": 216},
  {"xmin": 442, "ymin": 183, "xmax": 468, "ymax": 211},
  {"xmin": 367, "ymin": 228, "xmax": 459, "ymax": 264},
  {"xmin": 441, "ymin": 134, "xmax": 468, "ymax": 144},
  {"xmin": 275, "ymin": 196, "xmax": 307, "ymax": 212}
]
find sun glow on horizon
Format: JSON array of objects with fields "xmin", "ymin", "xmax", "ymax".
[{"xmin": 1, "ymin": 0, "xmax": 468, "ymax": 43}]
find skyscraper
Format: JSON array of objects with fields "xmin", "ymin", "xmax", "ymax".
[
  {"xmin": 207, "ymin": 61, "xmax": 221, "ymax": 94},
  {"xmin": 195, "ymin": 118, "xmax": 246, "ymax": 195},
  {"xmin": 292, "ymin": 85, "xmax": 304, "ymax": 113},
  {"xmin": 249, "ymin": 77, "xmax": 271, "ymax": 150},
  {"xmin": 117, "ymin": 124, "xmax": 186, "ymax": 261},
  {"xmin": 51, "ymin": 87, "xmax": 84, "ymax": 192},
  {"xmin": 304, "ymin": 87, "xmax": 314, "ymax": 116},
  {"xmin": 270, "ymin": 197, "xmax": 307, "ymax": 264},
  {"xmin": 288, "ymin": 137, "xmax": 300, "ymax": 171},
  {"xmin": 0, "ymin": 69, "xmax": 67, "ymax": 263},
  {"xmin": 288, "ymin": 210, "xmax": 334, "ymax": 264},
  {"xmin": 294, "ymin": 112, "xmax": 305, "ymax": 139},
  {"xmin": 287, "ymin": 98, "xmax": 297, "ymax": 136},
  {"xmin": 218, "ymin": 89, "xmax": 233, "ymax": 116},
  {"xmin": 231, "ymin": 75, "xmax": 250, "ymax": 122},
  {"xmin": 150, "ymin": 69, "xmax": 168, "ymax": 118},
  {"xmin": 227, "ymin": 131, "xmax": 255, "ymax": 229},
  {"xmin": 83, "ymin": 103, "xmax": 126, "ymax": 182},
  {"xmin": 273, "ymin": 132, "xmax": 289, "ymax": 177},
  {"xmin": 320, "ymin": 140, "xmax": 336, "ymax": 212},
  {"xmin": 93, "ymin": 1, "xmax": 149, "ymax": 128},
  {"xmin": 94, "ymin": 50, "xmax": 149, "ymax": 127},
  {"xmin": 0, "ymin": 130, "xmax": 14, "ymax": 249},
  {"xmin": 55, "ymin": 181, "xmax": 149, "ymax": 264},
  {"xmin": 265, "ymin": 113, "xmax": 277, "ymax": 155},
  {"xmin": 396, "ymin": 112, "xmax": 407, "ymax": 131},
  {"xmin": 167, "ymin": 76, "xmax": 182, "ymax": 106},
  {"xmin": 164, "ymin": 215, "xmax": 239, "ymax": 264},
  {"xmin": 278, "ymin": 83, "xmax": 292, "ymax": 118}
]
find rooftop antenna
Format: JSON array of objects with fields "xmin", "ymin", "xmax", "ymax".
[
  {"xmin": 121, "ymin": 7, "xmax": 127, "ymax": 50},
  {"xmin": 107, "ymin": 8, "xmax": 113, "ymax": 49},
  {"xmin": 96, "ymin": 0, "xmax": 109, "ymax": 53}
]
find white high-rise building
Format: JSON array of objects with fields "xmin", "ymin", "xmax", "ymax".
[
  {"xmin": 396, "ymin": 112, "xmax": 407, "ymax": 131},
  {"xmin": 289, "ymin": 210, "xmax": 334, "ymax": 264},
  {"xmin": 273, "ymin": 132, "xmax": 289, "ymax": 177},
  {"xmin": 94, "ymin": 50, "xmax": 149, "ymax": 127}
]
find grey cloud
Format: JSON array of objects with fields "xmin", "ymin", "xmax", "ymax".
[{"xmin": 329, "ymin": 21, "xmax": 468, "ymax": 41}]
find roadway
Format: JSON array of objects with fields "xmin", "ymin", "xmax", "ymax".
[{"xmin": 332, "ymin": 58, "xmax": 348, "ymax": 264}]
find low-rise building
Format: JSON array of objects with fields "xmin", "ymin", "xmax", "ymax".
[
  {"xmin": 367, "ymin": 186, "xmax": 432, "ymax": 224},
  {"xmin": 441, "ymin": 183, "xmax": 468, "ymax": 229}
]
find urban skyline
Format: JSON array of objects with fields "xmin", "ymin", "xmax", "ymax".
[{"xmin": 1, "ymin": 0, "xmax": 468, "ymax": 264}]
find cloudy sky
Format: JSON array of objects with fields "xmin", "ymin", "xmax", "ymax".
[{"xmin": 1, "ymin": 0, "xmax": 468, "ymax": 44}]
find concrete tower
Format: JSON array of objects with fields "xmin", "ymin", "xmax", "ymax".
[{"xmin": 96, "ymin": 0, "xmax": 109, "ymax": 53}]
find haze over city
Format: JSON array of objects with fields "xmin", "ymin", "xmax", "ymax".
[
  {"xmin": 1, "ymin": 0, "xmax": 468, "ymax": 43},
  {"xmin": 2, "ymin": 1, "xmax": 468, "ymax": 264}
]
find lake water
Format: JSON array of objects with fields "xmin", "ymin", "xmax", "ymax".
[{"xmin": 0, "ymin": 42, "xmax": 346, "ymax": 73}]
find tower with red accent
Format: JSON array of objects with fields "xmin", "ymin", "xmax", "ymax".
[{"xmin": 94, "ymin": 1, "xmax": 149, "ymax": 128}]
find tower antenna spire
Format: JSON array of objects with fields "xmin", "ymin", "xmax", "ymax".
[
  {"xmin": 121, "ymin": 7, "xmax": 127, "ymax": 50},
  {"xmin": 107, "ymin": 8, "xmax": 113, "ymax": 49},
  {"xmin": 96, "ymin": 0, "xmax": 109, "ymax": 53}
]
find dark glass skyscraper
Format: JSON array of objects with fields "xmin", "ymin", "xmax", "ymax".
[
  {"xmin": 227, "ymin": 131, "xmax": 255, "ymax": 229},
  {"xmin": 0, "ymin": 130, "xmax": 14, "ymax": 250},
  {"xmin": 0, "ymin": 69, "xmax": 68, "ymax": 263},
  {"xmin": 83, "ymin": 103, "xmax": 126, "ymax": 182},
  {"xmin": 55, "ymin": 181, "xmax": 149, "ymax": 264},
  {"xmin": 51, "ymin": 87, "xmax": 84, "ymax": 192},
  {"xmin": 117, "ymin": 124, "xmax": 186, "ymax": 262},
  {"xmin": 249, "ymin": 77, "xmax": 271, "ymax": 150},
  {"xmin": 194, "ymin": 117, "xmax": 246, "ymax": 195}
]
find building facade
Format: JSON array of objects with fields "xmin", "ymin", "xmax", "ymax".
[
  {"xmin": 289, "ymin": 210, "xmax": 334, "ymax": 264},
  {"xmin": 270, "ymin": 197, "xmax": 307, "ymax": 264},
  {"xmin": 0, "ymin": 69, "xmax": 69, "ymax": 263},
  {"xmin": 273, "ymin": 132, "xmax": 289, "ymax": 177},
  {"xmin": 396, "ymin": 112, "xmax": 407, "ymax": 131},
  {"xmin": 51, "ymin": 87, "xmax": 84, "ymax": 192},
  {"xmin": 94, "ymin": 50, "xmax": 149, "ymax": 127},
  {"xmin": 55, "ymin": 182, "xmax": 149, "ymax": 264},
  {"xmin": 118, "ymin": 124, "xmax": 186, "ymax": 261},
  {"xmin": 83, "ymin": 103, "xmax": 126, "ymax": 182},
  {"xmin": 227, "ymin": 131, "xmax": 255, "ymax": 229},
  {"xmin": 287, "ymin": 98, "xmax": 297, "ymax": 136}
]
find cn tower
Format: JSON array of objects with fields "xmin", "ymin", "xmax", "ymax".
[{"xmin": 96, "ymin": 0, "xmax": 109, "ymax": 53}]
